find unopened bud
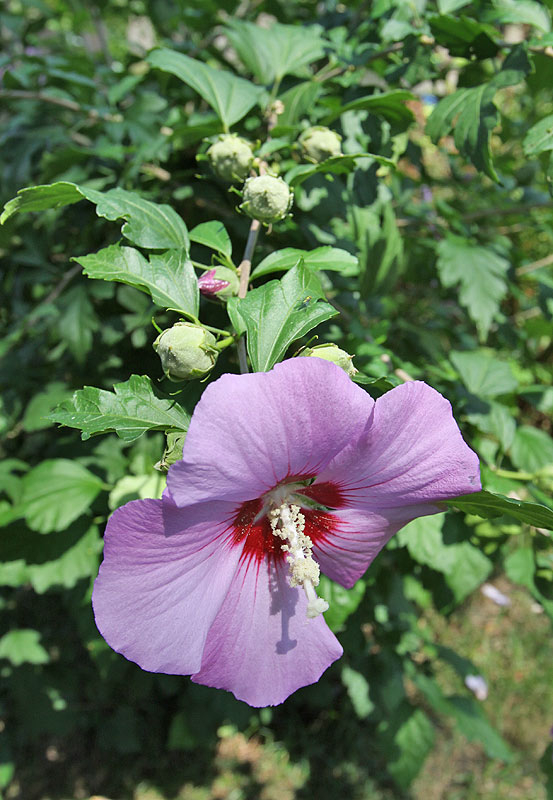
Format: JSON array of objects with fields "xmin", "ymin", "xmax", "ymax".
[
  {"xmin": 153, "ymin": 322, "xmax": 218, "ymax": 381},
  {"xmin": 240, "ymin": 175, "xmax": 293, "ymax": 224},
  {"xmin": 299, "ymin": 126, "xmax": 342, "ymax": 163},
  {"xmin": 198, "ymin": 266, "xmax": 239, "ymax": 299},
  {"xmin": 155, "ymin": 431, "xmax": 186, "ymax": 472},
  {"xmin": 207, "ymin": 134, "xmax": 254, "ymax": 182},
  {"xmin": 299, "ymin": 343, "xmax": 357, "ymax": 377}
]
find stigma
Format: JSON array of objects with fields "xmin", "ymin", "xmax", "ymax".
[{"xmin": 269, "ymin": 501, "xmax": 329, "ymax": 619}]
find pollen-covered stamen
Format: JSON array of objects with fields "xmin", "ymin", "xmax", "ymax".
[{"xmin": 269, "ymin": 502, "xmax": 329, "ymax": 619}]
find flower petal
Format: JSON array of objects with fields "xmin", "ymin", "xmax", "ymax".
[
  {"xmin": 316, "ymin": 381, "xmax": 480, "ymax": 510},
  {"xmin": 309, "ymin": 507, "xmax": 407, "ymax": 588},
  {"xmin": 92, "ymin": 498, "xmax": 241, "ymax": 674},
  {"xmin": 168, "ymin": 358, "xmax": 373, "ymax": 507},
  {"xmin": 191, "ymin": 559, "xmax": 343, "ymax": 706}
]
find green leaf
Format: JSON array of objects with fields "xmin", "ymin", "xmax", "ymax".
[
  {"xmin": 224, "ymin": 20, "xmax": 326, "ymax": 84},
  {"xmin": 318, "ymin": 576, "xmax": 366, "ymax": 631},
  {"xmin": 388, "ymin": 709, "xmax": 435, "ymax": 788},
  {"xmin": 22, "ymin": 382, "xmax": 72, "ymax": 433},
  {"xmin": 398, "ymin": 514, "xmax": 492, "ymax": 602},
  {"xmin": 189, "ymin": 220, "xmax": 232, "ymax": 258},
  {"xmin": 429, "ymin": 15, "xmax": 498, "ymax": 58},
  {"xmin": 76, "ymin": 244, "xmax": 199, "ymax": 316},
  {"xmin": 109, "ymin": 472, "xmax": 165, "ymax": 510},
  {"xmin": 236, "ymin": 263, "xmax": 338, "ymax": 371},
  {"xmin": 437, "ymin": 0, "xmax": 471, "ymax": 12},
  {"xmin": 252, "ymin": 246, "xmax": 359, "ymax": 278},
  {"xmin": 414, "ymin": 674, "xmax": 512, "ymax": 762},
  {"xmin": 511, "ymin": 426, "xmax": 553, "ymax": 473},
  {"xmin": 487, "ymin": 0, "xmax": 551, "ymax": 32},
  {"xmin": 0, "ymin": 629, "xmax": 49, "ymax": 666},
  {"xmin": 447, "ymin": 490, "xmax": 553, "ymax": 530},
  {"xmin": 341, "ymin": 666, "xmax": 374, "ymax": 719},
  {"xmin": 323, "ymin": 90, "xmax": 415, "ymax": 126},
  {"xmin": 50, "ymin": 375, "xmax": 190, "ymax": 443},
  {"xmin": 148, "ymin": 48, "xmax": 263, "ymax": 129},
  {"xmin": 504, "ymin": 547, "xmax": 535, "ymax": 588},
  {"xmin": 451, "ymin": 350, "xmax": 517, "ymax": 397},
  {"xmin": 277, "ymin": 81, "xmax": 322, "ymax": 127},
  {"xmin": 466, "ymin": 402, "xmax": 516, "ymax": 451},
  {"xmin": 523, "ymin": 113, "xmax": 553, "ymax": 156},
  {"xmin": 436, "ymin": 236, "xmax": 510, "ymax": 339},
  {"xmin": 285, "ymin": 153, "xmax": 394, "ymax": 187},
  {"xmin": 1, "ymin": 182, "xmax": 189, "ymax": 251},
  {"xmin": 20, "ymin": 459, "xmax": 105, "ymax": 534},
  {"xmin": 427, "ymin": 47, "xmax": 532, "ymax": 179},
  {"xmin": 0, "ymin": 521, "xmax": 102, "ymax": 593},
  {"xmin": 57, "ymin": 285, "xmax": 98, "ymax": 363},
  {"xmin": 89, "ymin": 187, "xmax": 190, "ymax": 251}
]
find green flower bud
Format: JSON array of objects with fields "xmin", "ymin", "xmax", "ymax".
[
  {"xmin": 299, "ymin": 126, "xmax": 342, "ymax": 163},
  {"xmin": 153, "ymin": 322, "xmax": 218, "ymax": 381},
  {"xmin": 299, "ymin": 343, "xmax": 357, "ymax": 377},
  {"xmin": 155, "ymin": 431, "xmax": 187, "ymax": 472},
  {"xmin": 207, "ymin": 134, "xmax": 254, "ymax": 182},
  {"xmin": 240, "ymin": 175, "xmax": 293, "ymax": 224}
]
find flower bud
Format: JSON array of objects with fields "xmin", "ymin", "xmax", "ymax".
[
  {"xmin": 153, "ymin": 322, "xmax": 218, "ymax": 381},
  {"xmin": 155, "ymin": 431, "xmax": 187, "ymax": 472},
  {"xmin": 207, "ymin": 134, "xmax": 254, "ymax": 182},
  {"xmin": 299, "ymin": 343, "xmax": 357, "ymax": 377},
  {"xmin": 240, "ymin": 175, "xmax": 293, "ymax": 224},
  {"xmin": 299, "ymin": 126, "xmax": 342, "ymax": 163},
  {"xmin": 198, "ymin": 266, "xmax": 240, "ymax": 299}
]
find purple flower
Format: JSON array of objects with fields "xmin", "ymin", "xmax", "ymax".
[{"xmin": 92, "ymin": 359, "xmax": 480, "ymax": 706}]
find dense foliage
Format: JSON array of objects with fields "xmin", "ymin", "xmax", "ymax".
[{"xmin": 2, "ymin": 0, "xmax": 553, "ymax": 797}]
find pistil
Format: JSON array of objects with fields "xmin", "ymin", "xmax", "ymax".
[{"xmin": 269, "ymin": 501, "xmax": 329, "ymax": 619}]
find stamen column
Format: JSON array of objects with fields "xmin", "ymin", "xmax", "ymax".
[{"xmin": 270, "ymin": 502, "xmax": 329, "ymax": 619}]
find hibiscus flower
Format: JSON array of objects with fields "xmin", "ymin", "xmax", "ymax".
[{"xmin": 93, "ymin": 358, "xmax": 480, "ymax": 706}]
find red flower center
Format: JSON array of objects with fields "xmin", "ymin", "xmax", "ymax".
[{"xmin": 231, "ymin": 481, "xmax": 345, "ymax": 566}]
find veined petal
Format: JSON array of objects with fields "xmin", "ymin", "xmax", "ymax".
[
  {"xmin": 308, "ymin": 506, "xmax": 420, "ymax": 588},
  {"xmin": 168, "ymin": 359, "xmax": 373, "ymax": 508},
  {"xmin": 191, "ymin": 559, "xmax": 343, "ymax": 706},
  {"xmin": 316, "ymin": 381, "xmax": 480, "ymax": 509},
  {"xmin": 92, "ymin": 498, "xmax": 241, "ymax": 675}
]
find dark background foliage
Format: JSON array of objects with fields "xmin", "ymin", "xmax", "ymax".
[{"xmin": 1, "ymin": 1, "xmax": 553, "ymax": 798}]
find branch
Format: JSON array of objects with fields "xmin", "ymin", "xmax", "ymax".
[{"xmin": 0, "ymin": 90, "xmax": 120, "ymax": 121}]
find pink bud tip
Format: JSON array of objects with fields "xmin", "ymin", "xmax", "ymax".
[{"xmin": 198, "ymin": 269, "xmax": 231, "ymax": 297}]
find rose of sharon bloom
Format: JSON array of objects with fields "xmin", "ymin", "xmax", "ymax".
[{"xmin": 93, "ymin": 359, "xmax": 480, "ymax": 707}]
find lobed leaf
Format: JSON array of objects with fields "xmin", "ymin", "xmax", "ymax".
[
  {"xmin": 76, "ymin": 244, "xmax": 199, "ymax": 316},
  {"xmin": 1, "ymin": 181, "xmax": 189, "ymax": 251},
  {"xmin": 224, "ymin": 19, "xmax": 326, "ymax": 85},
  {"xmin": 436, "ymin": 236, "xmax": 510, "ymax": 340},
  {"xmin": 427, "ymin": 46, "xmax": 532, "ymax": 180},
  {"xmin": 49, "ymin": 375, "xmax": 191, "ymax": 442},
  {"xmin": 0, "ymin": 630, "xmax": 50, "ymax": 666},
  {"xmin": 235, "ymin": 263, "xmax": 338, "ymax": 371},
  {"xmin": 148, "ymin": 48, "xmax": 263, "ymax": 129}
]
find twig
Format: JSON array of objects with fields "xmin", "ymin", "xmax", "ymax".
[
  {"xmin": 0, "ymin": 90, "xmax": 120, "ymax": 121},
  {"xmin": 236, "ymin": 220, "xmax": 260, "ymax": 374},
  {"xmin": 461, "ymin": 200, "xmax": 553, "ymax": 222},
  {"xmin": 516, "ymin": 252, "xmax": 553, "ymax": 276}
]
